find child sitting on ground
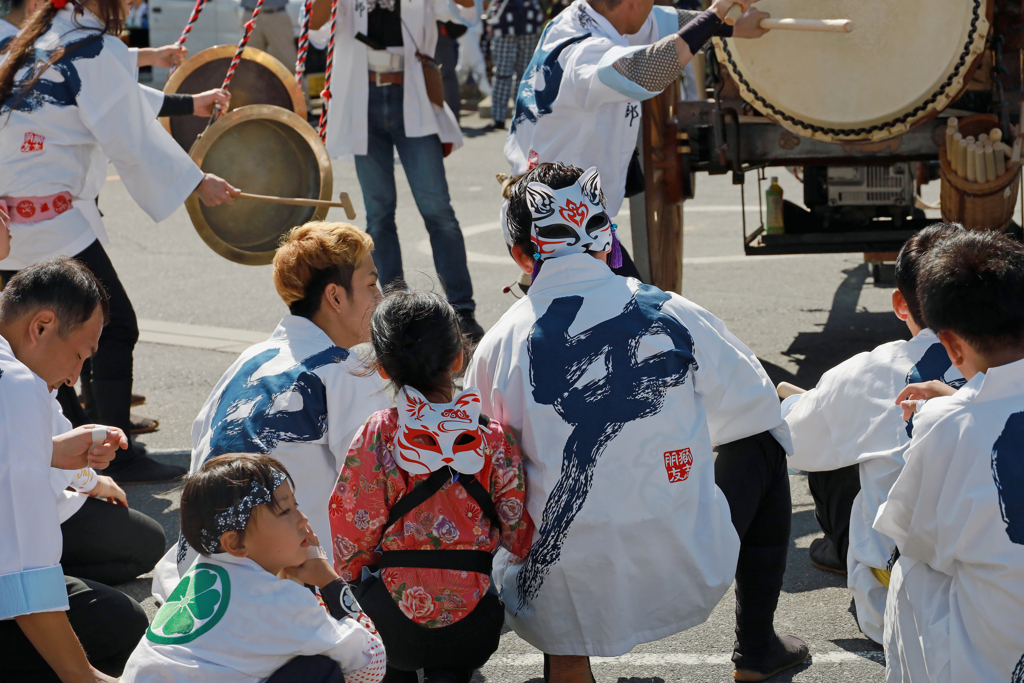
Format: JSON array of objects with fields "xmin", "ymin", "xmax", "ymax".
[
  {"xmin": 874, "ymin": 229, "xmax": 1024, "ymax": 682},
  {"xmin": 330, "ymin": 289, "xmax": 533, "ymax": 683},
  {"xmin": 783, "ymin": 222, "xmax": 965, "ymax": 644},
  {"xmin": 122, "ymin": 454, "xmax": 386, "ymax": 683}
]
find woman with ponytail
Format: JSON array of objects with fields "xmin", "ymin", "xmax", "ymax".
[{"xmin": 0, "ymin": 0, "xmax": 240, "ymax": 484}]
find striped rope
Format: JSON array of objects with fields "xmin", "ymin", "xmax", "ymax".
[
  {"xmin": 212, "ymin": 0, "xmax": 265, "ymax": 121},
  {"xmin": 317, "ymin": 0, "xmax": 338, "ymax": 141},
  {"xmin": 295, "ymin": 0, "xmax": 312, "ymax": 82},
  {"xmin": 170, "ymin": 0, "xmax": 207, "ymax": 74}
]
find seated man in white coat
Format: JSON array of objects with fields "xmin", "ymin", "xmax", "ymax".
[
  {"xmin": 0, "ymin": 258, "xmax": 142, "ymax": 682},
  {"xmin": 153, "ymin": 222, "xmax": 391, "ymax": 602},
  {"xmin": 466, "ymin": 163, "xmax": 808, "ymax": 683},
  {"xmin": 874, "ymin": 230, "xmax": 1024, "ymax": 683},
  {"xmin": 783, "ymin": 223, "xmax": 965, "ymax": 644}
]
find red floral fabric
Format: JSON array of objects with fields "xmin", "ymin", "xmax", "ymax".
[{"xmin": 331, "ymin": 408, "xmax": 533, "ymax": 627}]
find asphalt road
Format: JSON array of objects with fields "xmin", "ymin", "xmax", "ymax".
[{"xmin": 91, "ymin": 107, "xmax": 967, "ymax": 682}]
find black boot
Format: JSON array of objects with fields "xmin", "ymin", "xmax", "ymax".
[
  {"xmin": 732, "ymin": 544, "xmax": 809, "ymax": 681},
  {"xmin": 91, "ymin": 380, "xmax": 185, "ymax": 484}
]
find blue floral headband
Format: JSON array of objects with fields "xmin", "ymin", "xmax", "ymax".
[{"xmin": 198, "ymin": 469, "xmax": 288, "ymax": 554}]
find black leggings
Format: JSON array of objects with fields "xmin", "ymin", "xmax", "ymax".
[
  {"xmin": 807, "ymin": 465, "xmax": 861, "ymax": 560},
  {"xmin": 0, "ymin": 577, "xmax": 148, "ymax": 682},
  {"xmin": 714, "ymin": 430, "xmax": 794, "ymax": 656},
  {"xmin": 355, "ymin": 575, "xmax": 505, "ymax": 683},
  {"xmin": 715, "ymin": 430, "xmax": 793, "ymax": 548},
  {"xmin": 267, "ymin": 655, "xmax": 345, "ymax": 682},
  {"xmin": 60, "ymin": 496, "xmax": 167, "ymax": 585}
]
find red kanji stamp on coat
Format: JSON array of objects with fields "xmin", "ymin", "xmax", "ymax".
[
  {"xmin": 21, "ymin": 132, "xmax": 44, "ymax": 153},
  {"xmin": 664, "ymin": 448, "xmax": 692, "ymax": 483}
]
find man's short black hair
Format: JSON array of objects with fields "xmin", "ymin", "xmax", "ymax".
[
  {"xmin": 506, "ymin": 162, "xmax": 606, "ymax": 256},
  {"xmin": 0, "ymin": 258, "xmax": 109, "ymax": 337},
  {"xmin": 180, "ymin": 454, "xmax": 294, "ymax": 555},
  {"xmin": 895, "ymin": 222, "xmax": 964, "ymax": 327},
  {"xmin": 918, "ymin": 230, "xmax": 1024, "ymax": 356}
]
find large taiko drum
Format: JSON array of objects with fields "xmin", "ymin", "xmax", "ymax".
[
  {"xmin": 185, "ymin": 104, "xmax": 333, "ymax": 265},
  {"xmin": 163, "ymin": 46, "xmax": 306, "ymax": 152},
  {"xmin": 713, "ymin": 0, "xmax": 992, "ymax": 143}
]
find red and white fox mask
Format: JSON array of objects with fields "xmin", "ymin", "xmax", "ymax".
[{"xmin": 394, "ymin": 386, "xmax": 485, "ymax": 475}]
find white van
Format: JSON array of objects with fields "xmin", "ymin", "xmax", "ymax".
[{"xmin": 147, "ymin": 0, "xmax": 304, "ymax": 87}]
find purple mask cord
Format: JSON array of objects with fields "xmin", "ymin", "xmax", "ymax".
[{"xmin": 609, "ymin": 226, "xmax": 623, "ymax": 269}]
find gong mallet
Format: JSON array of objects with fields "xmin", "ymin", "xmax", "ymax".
[
  {"xmin": 725, "ymin": 6, "xmax": 853, "ymax": 32},
  {"xmin": 236, "ymin": 191, "xmax": 357, "ymax": 220}
]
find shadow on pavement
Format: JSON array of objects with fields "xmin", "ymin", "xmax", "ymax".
[{"xmin": 760, "ymin": 263, "xmax": 910, "ymax": 390}]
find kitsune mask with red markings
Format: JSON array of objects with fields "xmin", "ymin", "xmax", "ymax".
[
  {"xmin": 525, "ymin": 166, "xmax": 611, "ymax": 262},
  {"xmin": 394, "ymin": 386, "xmax": 485, "ymax": 475}
]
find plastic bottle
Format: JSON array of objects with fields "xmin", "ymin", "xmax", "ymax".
[{"xmin": 766, "ymin": 177, "xmax": 784, "ymax": 235}]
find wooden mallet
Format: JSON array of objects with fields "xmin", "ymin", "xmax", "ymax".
[
  {"xmin": 725, "ymin": 6, "xmax": 853, "ymax": 32},
  {"xmin": 236, "ymin": 192, "xmax": 357, "ymax": 220}
]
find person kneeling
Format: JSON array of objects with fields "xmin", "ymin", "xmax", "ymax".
[
  {"xmin": 122, "ymin": 453, "xmax": 386, "ymax": 683},
  {"xmin": 330, "ymin": 290, "xmax": 533, "ymax": 683}
]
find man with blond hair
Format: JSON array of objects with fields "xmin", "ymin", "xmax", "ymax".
[{"xmin": 152, "ymin": 222, "xmax": 391, "ymax": 602}]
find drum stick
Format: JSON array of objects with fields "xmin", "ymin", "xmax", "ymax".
[
  {"xmin": 945, "ymin": 127, "xmax": 955, "ymax": 161},
  {"xmin": 994, "ymin": 143, "xmax": 1006, "ymax": 177},
  {"xmin": 966, "ymin": 143, "xmax": 977, "ymax": 182},
  {"xmin": 957, "ymin": 139, "xmax": 969, "ymax": 177},
  {"xmin": 979, "ymin": 133, "xmax": 990, "ymax": 145},
  {"xmin": 1013, "ymin": 138, "xmax": 1022, "ymax": 164},
  {"xmin": 758, "ymin": 18, "xmax": 853, "ymax": 32},
  {"xmin": 974, "ymin": 145, "xmax": 987, "ymax": 183},
  {"xmin": 990, "ymin": 128, "xmax": 1003, "ymax": 144},
  {"xmin": 948, "ymin": 117, "xmax": 958, "ymax": 132},
  {"xmin": 952, "ymin": 132, "xmax": 962, "ymax": 163},
  {"xmin": 237, "ymin": 192, "xmax": 358, "ymax": 220},
  {"xmin": 984, "ymin": 144, "xmax": 997, "ymax": 181},
  {"xmin": 776, "ymin": 382, "xmax": 806, "ymax": 399}
]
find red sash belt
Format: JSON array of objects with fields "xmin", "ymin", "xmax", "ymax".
[{"xmin": 0, "ymin": 192, "xmax": 74, "ymax": 223}]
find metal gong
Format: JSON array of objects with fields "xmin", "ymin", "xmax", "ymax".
[
  {"xmin": 186, "ymin": 104, "xmax": 333, "ymax": 266},
  {"xmin": 163, "ymin": 45, "xmax": 306, "ymax": 151}
]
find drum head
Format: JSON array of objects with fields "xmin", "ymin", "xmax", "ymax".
[
  {"xmin": 163, "ymin": 46, "xmax": 306, "ymax": 151},
  {"xmin": 713, "ymin": 0, "xmax": 990, "ymax": 142},
  {"xmin": 186, "ymin": 105, "xmax": 332, "ymax": 265}
]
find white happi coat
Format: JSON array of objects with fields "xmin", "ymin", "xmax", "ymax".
[
  {"xmin": 316, "ymin": 0, "xmax": 479, "ymax": 158},
  {"xmin": 153, "ymin": 316, "xmax": 389, "ymax": 601},
  {"xmin": 503, "ymin": 0, "xmax": 680, "ymax": 216},
  {"xmin": 0, "ymin": 335, "xmax": 67, "ymax": 621},
  {"xmin": 465, "ymin": 254, "xmax": 791, "ymax": 656},
  {"xmin": 874, "ymin": 359, "xmax": 1024, "ymax": 683},
  {"xmin": 0, "ymin": 7, "xmax": 202, "ymax": 271},
  {"xmin": 125, "ymin": 553, "xmax": 382, "ymax": 683},
  {"xmin": 783, "ymin": 329, "xmax": 964, "ymax": 644}
]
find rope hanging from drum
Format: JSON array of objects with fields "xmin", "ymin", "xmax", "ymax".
[
  {"xmin": 212, "ymin": 0, "xmax": 267, "ymax": 121},
  {"xmin": 717, "ymin": 0, "xmax": 984, "ymax": 140},
  {"xmin": 295, "ymin": 0, "xmax": 313, "ymax": 83},
  {"xmin": 317, "ymin": 0, "xmax": 339, "ymax": 142},
  {"xmin": 170, "ymin": 0, "xmax": 208, "ymax": 74}
]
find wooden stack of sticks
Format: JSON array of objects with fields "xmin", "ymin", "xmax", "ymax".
[{"xmin": 945, "ymin": 116, "xmax": 1020, "ymax": 183}]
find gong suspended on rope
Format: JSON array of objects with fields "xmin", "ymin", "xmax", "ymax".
[
  {"xmin": 163, "ymin": 45, "xmax": 306, "ymax": 151},
  {"xmin": 712, "ymin": 0, "xmax": 991, "ymax": 143},
  {"xmin": 186, "ymin": 104, "xmax": 333, "ymax": 266}
]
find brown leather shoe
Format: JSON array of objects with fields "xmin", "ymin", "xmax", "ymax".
[
  {"xmin": 130, "ymin": 413, "xmax": 159, "ymax": 435},
  {"xmin": 131, "ymin": 392, "xmax": 146, "ymax": 408}
]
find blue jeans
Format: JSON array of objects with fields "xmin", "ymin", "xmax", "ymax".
[{"xmin": 355, "ymin": 81, "xmax": 475, "ymax": 312}]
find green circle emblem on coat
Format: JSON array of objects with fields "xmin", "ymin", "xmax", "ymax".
[{"xmin": 147, "ymin": 563, "xmax": 231, "ymax": 644}]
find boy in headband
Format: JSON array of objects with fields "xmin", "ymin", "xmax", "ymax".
[
  {"xmin": 469, "ymin": 162, "xmax": 807, "ymax": 682},
  {"xmin": 122, "ymin": 454, "xmax": 386, "ymax": 683}
]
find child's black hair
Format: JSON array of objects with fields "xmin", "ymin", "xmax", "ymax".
[
  {"xmin": 918, "ymin": 229, "xmax": 1024, "ymax": 356},
  {"xmin": 370, "ymin": 288, "xmax": 467, "ymax": 399},
  {"xmin": 180, "ymin": 454, "xmax": 294, "ymax": 555},
  {"xmin": 894, "ymin": 222, "xmax": 964, "ymax": 328},
  {"xmin": 505, "ymin": 162, "xmax": 606, "ymax": 257}
]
